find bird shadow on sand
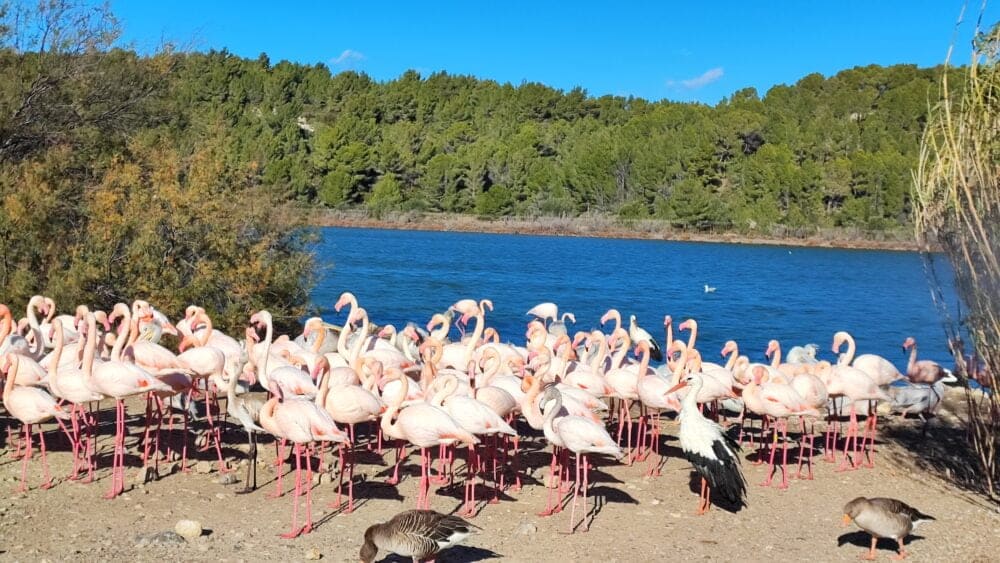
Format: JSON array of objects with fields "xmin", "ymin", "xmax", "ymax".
[
  {"xmin": 684, "ymin": 472, "xmax": 745, "ymax": 513},
  {"xmin": 837, "ymin": 531, "xmax": 925, "ymax": 553},
  {"xmin": 375, "ymin": 545, "xmax": 501, "ymax": 563}
]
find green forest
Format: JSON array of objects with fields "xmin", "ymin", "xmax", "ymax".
[
  {"xmin": 171, "ymin": 54, "xmax": 951, "ymax": 232},
  {"xmin": 0, "ymin": 1, "xmax": 962, "ymax": 329}
]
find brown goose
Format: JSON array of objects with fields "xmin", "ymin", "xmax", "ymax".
[
  {"xmin": 360, "ymin": 510, "xmax": 480, "ymax": 563},
  {"xmin": 842, "ymin": 497, "xmax": 935, "ymax": 560}
]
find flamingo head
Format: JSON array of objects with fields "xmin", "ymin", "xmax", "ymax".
[
  {"xmin": 94, "ymin": 311, "xmax": 111, "ymax": 332},
  {"xmin": 752, "ymin": 365, "xmax": 768, "ymax": 384},
  {"xmin": 678, "ymin": 319, "xmax": 696, "ymax": 332},
  {"xmin": 765, "ymin": 340, "xmax": 779, "ymax": 358},
  {"xmin": 301, "ymin": 317, "xmax": 323, "ymax": 338},
  {"xmin": 520, "ymin": 374, "xmax": 534, "ymax": 393},
  {"xmin": 633, "ymin": 341, "xmax": 649, "ymax": 357},
  {"xmin": 334, "ymin": 291, "xmax": 355, "ymax": 313},
  {"xmin": 310, "ymin": 356, "xmax": 330, "ymax": 380},
  {"xmin": 902, "ymin": 337, "xmax": 915, "ymax": 351},
  {"xmin": 721, "ymin": 340, "xmax": 737, "ymax": 357},
  {"xmin": 42, "ymin": 297, "xmax": 55, "ymax": 318},
  {"xmin": 377, "ymin": 325, "xmax": 394, "ymax": 339},
  {"xmin": 599, "ymin": 309, "xmax": 617, "ymax": 326},
  {"xmin": 184, "ymin": 305, "xmax": 201, "ymax": 320},
  {"xmin": 245, "ymin": 326, "xmax": 260, "ymax": 344},
  {"xmin": 663, "ymin": 315, "xmax": 672, "ymax": 327},
  {"xmin": 831, "ymin": 331, "xmax": 848, "ymax": 353}
]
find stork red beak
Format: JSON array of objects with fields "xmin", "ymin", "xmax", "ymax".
[{"xmin": 665, "ymin": 380, "xmax": 688, "ymax": 394}]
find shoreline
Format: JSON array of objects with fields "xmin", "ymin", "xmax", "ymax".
[{"xmin": 305, "ymin": 211, "xmax": 932, "ymax": 252}]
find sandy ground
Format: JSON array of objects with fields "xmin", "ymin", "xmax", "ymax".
[{"xmin": 1, "ymin": 390, "xmax": 998, "ymax": 563}]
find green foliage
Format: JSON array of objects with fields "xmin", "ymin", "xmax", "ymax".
[{"xmin": 0, "ymin": 0, "xmax": 313, "ymax": 334}]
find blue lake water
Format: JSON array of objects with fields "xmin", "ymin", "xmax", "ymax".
[{"xmin": 309, "ymin": 227, "xmax": 960, "ymax": 371}]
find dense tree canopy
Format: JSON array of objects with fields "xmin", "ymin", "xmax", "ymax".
[{"xmin": 149, "ymin": 49, "xmax": 953, "ymax": 232}]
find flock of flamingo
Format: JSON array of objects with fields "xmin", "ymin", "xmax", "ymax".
[{"xmin": 0, "ymin": 293, "xmax": 953, "ymax": 546}]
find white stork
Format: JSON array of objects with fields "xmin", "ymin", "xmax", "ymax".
[
  {"xmin": 667, "ymin": 371, "xmax": 747, "ymax": 514},
  {"xmin": 629, "ymin": 314, "xmax": 662, "ymax": 362}
]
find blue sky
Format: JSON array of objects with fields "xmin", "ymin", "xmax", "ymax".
[{"xmin": 111, "ymin": 1, "xmax": 997, "ymax": 104}]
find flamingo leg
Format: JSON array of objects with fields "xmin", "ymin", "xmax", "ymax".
[
  {"xmin": 15, "ymin": 424, "xmax": 31, "ymax": 493},
  {"xmin": 837, "ymin": 405, "xmax": 860, "ymax": 472},
  {"xmin": 280, "ymin": 443, "xmax": 303, "ymax": 539},
  {"xmin": 567, "ymin": 452, "xmax": 582, "ymax": 533},
  {"xmin": 760, "ymin": 418, "xmax": 779, "ymax": 486},
  {"xmin": 268, "ymin": 439, "xmax": 286, "ymax": 499},
  {"xmin": 202, "ymin": 386, "xmax": 229, "ymax": 473},
  {"xmin": 37, "ymin": 424, "xmax": 53, "ymax": 490},
  {"xmin": 301, "ymin": 444, "xmax": 314, "ymax": 536},
  {"xmin": 777, "ymin": 418, "xmax": 789, "ymax": 489}
]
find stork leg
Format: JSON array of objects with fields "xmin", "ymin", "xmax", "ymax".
[{"xmin": 695, "ymin": 476, "xmax": 711, "ymax": 515}]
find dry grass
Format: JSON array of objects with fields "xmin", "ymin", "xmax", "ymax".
[{"xmin": 913, "ymin": 9, "xmax": 1000, "ymax": 502}]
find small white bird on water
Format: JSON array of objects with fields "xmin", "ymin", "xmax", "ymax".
[{"xmin": 704, "ymin": 284, "xmax": 717, "ymax": 293}]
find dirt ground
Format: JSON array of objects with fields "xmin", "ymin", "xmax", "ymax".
[{"xmin": 1, "ymin": 388, "xmax": 998, "ymax": 563}]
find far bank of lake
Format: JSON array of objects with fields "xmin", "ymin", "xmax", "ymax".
[{"xmin": 306, "ymin": 210, "xmax": 932, "ymax": 253}]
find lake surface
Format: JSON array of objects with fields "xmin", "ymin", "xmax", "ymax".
[{"xmin": 310, "ymin": 227, "xmax": 961, "ymax": 371}]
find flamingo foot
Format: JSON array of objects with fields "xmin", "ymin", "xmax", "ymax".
[
  {"xmin": 279, "ymin": 528, "xmax": 302, "ymax": 540},
  {"xmin": 40, "ymin": 479, "xmax": 53, "ymax": 490},
  {"xmin": 860, "ymin": 554, "xmax": 877, "ymax": 561},
  {"xmin": 889, "ymin": 550, "xmax": 908, "ymax": 560}
]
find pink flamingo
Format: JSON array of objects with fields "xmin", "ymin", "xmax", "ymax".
[
  {"xmin": 636, "ymin": 340, "xmax": 681, "ymax": 476},
  {"xmin": 380, "ymin": 367, "xmax": 478, "ymax": 510},
  {"xmin": 2, "ymin": 354, "xmax": 71, "ymax": 491},
  {"xmin": 429, "ymin": 371, "xmax": 516, "ymax": 516},
  {"xmin": 314, "ymin": 356, "xmax": 384, "ymax": 513},
  {"xmin": 539, "ymin": 385, "xmax": 623, "ymax": 532},
  {"xmin": 817, "ymin": 361, "xmax": 889, "ymax": 470},
  {"xmin": 44, "ymin": 319, "xmax": 103, "ymax": 481},
  {"xmin": 85, "ymin": 312, "xmax": 173, "ymax": 499},
  {"xmin": 902, "ymin": 337, "xmax": 948, "ymax": 384},
  {"xmin": 259, "ymin": 382, "xmax": 349, "ymax": 538}
]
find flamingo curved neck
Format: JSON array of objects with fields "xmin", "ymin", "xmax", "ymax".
[
  {"xmin": 48, "ymin": 322, "xmax": 64, "ymax": 382},
  {"xmin": 82, "ymin": 314, "xmax": 98, "ymax": 380},
  {"xmin": 380, "ymin": 371, "xmax": 407, "ymax": 437},
  {"xmin": 839, "ymin": 333, "xmax": 856, "ymax": 365},
  {"xmin": 770, "ymin": 343, "xmax": 782, "ymax": 368},
  {"xmin": 110, "ymin": 311, "xmax": 131, "ymax": 362},
  {"xmin": 907, "ymin": 342, "xmax": 918, "ymax": 374}
]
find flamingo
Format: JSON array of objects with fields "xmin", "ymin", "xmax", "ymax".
[
  {"xmin": 902, "ymin": 337, "xmax": 948, "ymax": 384},
  {"xmin": 381, "ymin": 367, "xmax": 478, "ymax": 510},
  {"xmin": 259, "ymin": 382, "xmax": 349, "ymax": 539},
  {"xmin": 428, "ymin": 372, "xmax": 516, "ymax": 516},
  {"xmin": 85, "ymin": 312, "xmax": 173, "ymax": 499},
  {"xmin": 314, "ymin": 356, "xmax": 383, "ymax": 513},
  {"xmin": 636, "ymin": 341, "xmax": 682, "ymax": 475},
  {"xmin": 834, "ymin": 331, "xmax": 902, "ymax": 386},
  {"xmin": 2, "ymin": 354, "xmax": 71, "ymax": 491},
  {"xmin": 526, "ymin": 302, "xmax": 559, "ymax": 326},
  {"xmin": 539, "ymin": 385, "xmax": 623, "ymax": 532},
  {"xmin": 249, "ymin": 310, "xmax": 317, "ymax": 398},
  {"xmin": 44, "ymin": 319, "xmax": 103, "ymax": 481},
  {"xmin": 817, "ymin": 360, "xmax": 890, "ymax": 470},
  {"xmin": 666, "ymin": 371, "xmax": 747, "ymax": 515}
]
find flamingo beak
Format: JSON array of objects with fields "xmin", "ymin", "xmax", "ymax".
[
  {"xmin": 665, "ymin": 380, "xmax": 688, "ymax": 395},
  {"xmin": 841, "ymin": 514, "xmax": 852, "ymax": 527}
]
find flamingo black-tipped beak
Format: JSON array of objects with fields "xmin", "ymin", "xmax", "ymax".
[{"xmin": 665, "ymin": 380, "xmax": 687, "ymax": 395}]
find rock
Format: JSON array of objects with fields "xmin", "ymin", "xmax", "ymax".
[
  {"xmin": 304, "ymin": 547, "xmax": 322, "ymax": 560},
  {"xmin": 174, "ymin": 519, "xmax": 203, "ymax": 540},
  {"xmin": 194, "ymin": 461, "xmax": 213, "ymax": 474},
  {"xmin": 215, "ymin": 473, "xmax": 239, "ymax": 485},
  {"xmin": 215, "ymin": 493, "xmax": 226, "ymax": 500},
  {"xmin": 135, "ymin": 465, "xmax": 157, "ymax": 485},
  {"xmin": 135, "ymin": 531, "xmax": 186, "ymax": 547},
  {"xmin": 516, "ymin": 522, "xmax": 537, "ymax": 535},
  {"xmin": 651, "ymin": 498, "xmax": 662, "ymax": 505}
]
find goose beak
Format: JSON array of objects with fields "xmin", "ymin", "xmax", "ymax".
[
  {"xmin": 665, "ymin": 380, "xmax": 687, "ymax": 394},
  {"xmin": 842, "ymin": 514, "xmax": 852, "ymax": 527}
]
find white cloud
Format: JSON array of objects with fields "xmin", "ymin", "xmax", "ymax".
[
  {"xmin": 330, "ymin": 49, "xmax": 365, "ymax": 65},
  {"xmin": 667, "ymin": 67, "xmax": 724, "ymax": 90}
]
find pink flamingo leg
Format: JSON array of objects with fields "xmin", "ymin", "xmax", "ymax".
[
  {"xmin": 538, "ymin": 446, "xmax": 562, "ymax": 516},
  {"xmin": 301, "ymin": 445, "xmax": 314, "ymax": 535},
  {"xmin": 268, "ymin": 439, "xmax": 286, "ymax": 499},
  {"xmin": 14, "ymin": 424, "xmax": 31, "ymax": 493},
  {"xmin": 280, "ymin": 443, "xmax": 303, "ymax": 539},
  {"xmin": 837, "ymin": 405, "xmax": 860, "ymax": 472},
  {"xmin": 566, "ymin": 452, "xmax": 583, "ymax": 533},
  {"xmin": 760, "ymin": 418, "xmax": 779, "ymax": 487},
  {"xmin": 37, "ymin": 423, "xmax": 54, "ymax": 490}
]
